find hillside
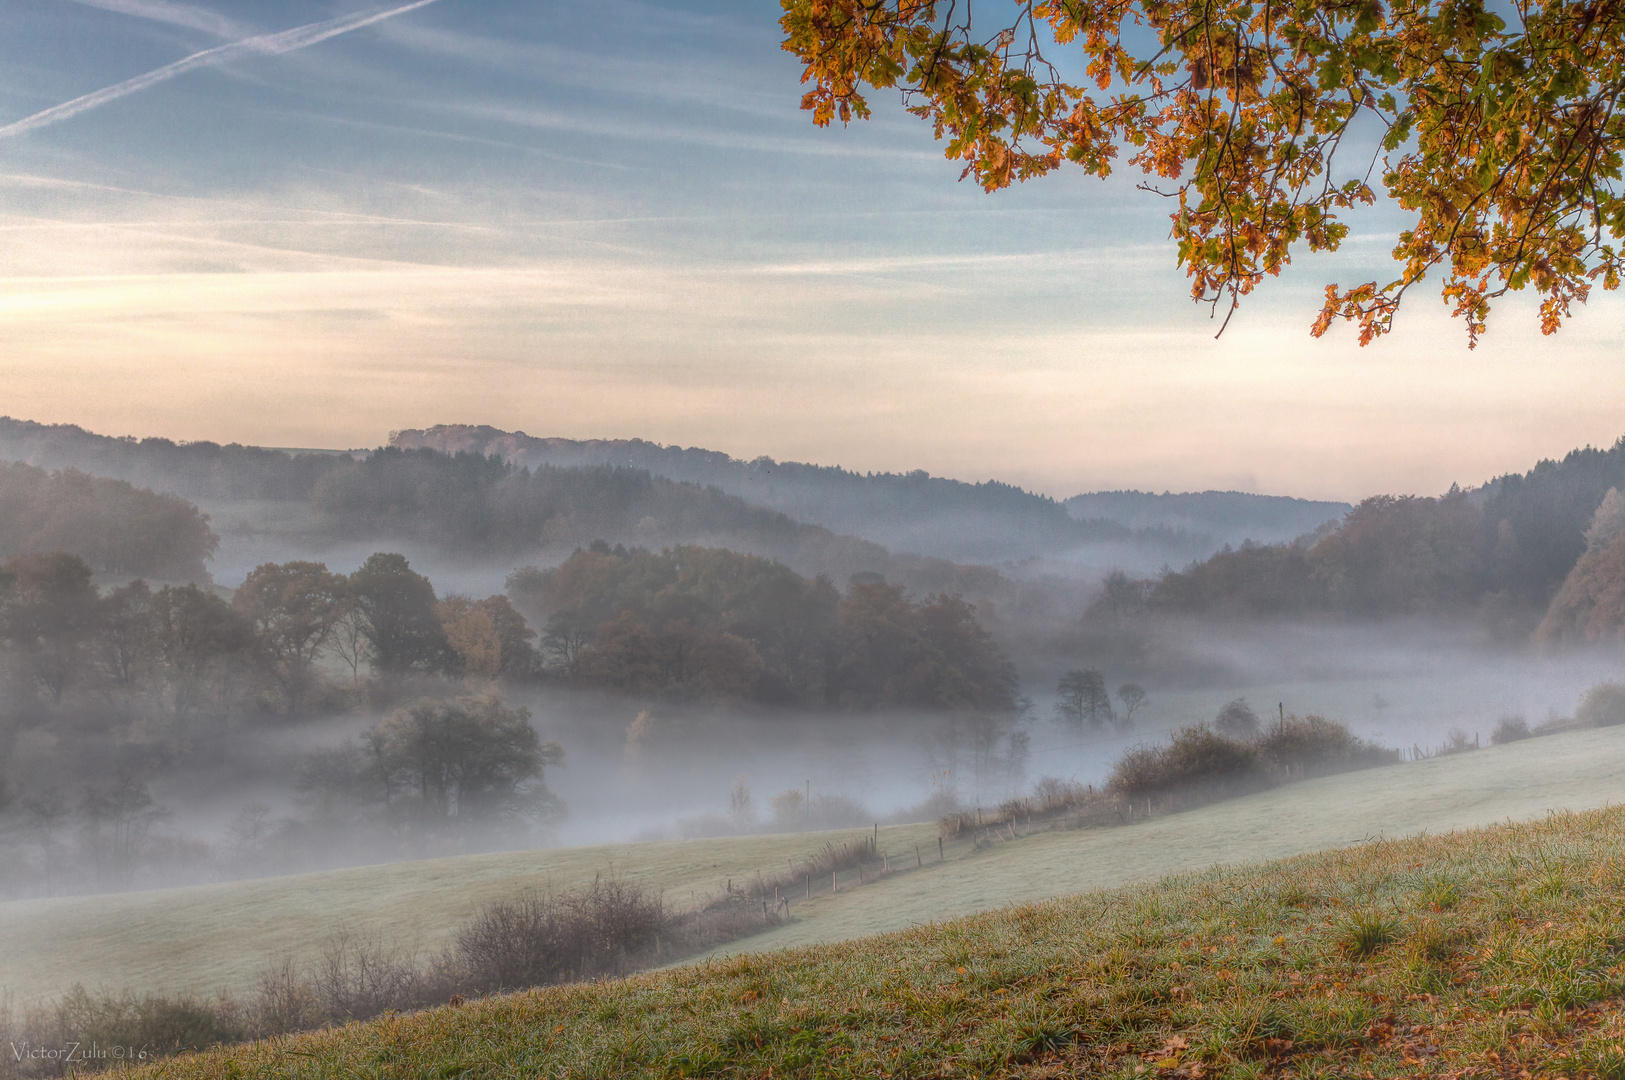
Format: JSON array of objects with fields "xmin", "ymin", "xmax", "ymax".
[
  {"xmin": 0, "ymin": 419, "xmax": 1016, "ymax": 597},
  {"xmin": 391, "ymin": 425, "xmax": 1237, "ymax": 565},
  {"xmin": 1141, "ymin": 435, "xmax": 1625, "ymax": 624},
  {"xmin": 1064, "ymin": 489, "xmax": 1348, "ymax": 545},
  {"xmin": 8, "ymin": 720, "xmax": 1625, "ymax": 1009},
  {"xmin": 115, "ymin": 803, "xmax": 1625, "ymax": 1080},
  {"xmin": 0, "ymin": 824, "xmax": 943, "ymax": 1006},
  {"xmin": 0, "ymin": 416, "xmax": 341, "ymax": 501}
]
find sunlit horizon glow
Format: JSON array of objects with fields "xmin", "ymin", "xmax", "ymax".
[{"xmin": 2, "ymin": 1, "xmax": 1623, "ymax": 504}]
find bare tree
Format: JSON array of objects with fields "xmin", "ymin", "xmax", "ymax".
[
  {"xmin": 728, "ymin": 775, "xmax": 756, "ymax": 833},
  {"xmin": 22, "ymin": 790, "xmax": 69, "ymax": 891},
  {"xmin": 1116, "ymin": 683, "xmax": 1148, "ymax": 728},
  {"xmin": 78, "ymin": 772, "xmax": 171, "ymax": 888},
  {"xmin": 540, "ymin": 609, "xmax": 593, "ymax": 677},
  {"xmin": 1055, "ymin": 669, "xmax": 1114, "ymax": 729},
  {"xmin": 330, "ymin": 605, "xmax": 372, "ymax": 684}
]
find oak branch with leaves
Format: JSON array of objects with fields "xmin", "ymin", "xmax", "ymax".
[{"xmin": 780, "ymin": 0, "xmax": 1625, "ymax": 344}]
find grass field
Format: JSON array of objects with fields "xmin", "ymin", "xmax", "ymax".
[
  {"xmin": 132, "ymin": 803, "xmax": 1625, "ymax": 1079},
  {"xmin": 5, "ymin": 721, "xmax": 1625, "ymax": 1009},
  {"xmin": 0, "ymin": 824, "xmax": 943, "ymax": 1005},
  {"xmin": 719, "ymin": 720, "xmax": 1625, "ymax": 958}
]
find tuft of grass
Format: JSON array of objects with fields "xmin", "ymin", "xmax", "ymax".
[
  {"xmin": 72, "ymin": 805, "xmax": 1625, "ymax": 1080},
  {"xmin": 1422, "ymin": 877, "xmax": 1462, "ymax": 910},
  {"xmin": 1338, "ymin": 909, "xmax": 1401, "ymax": 957},
  {"xmin": 1405, "ymin": 918, "xmax": 1457, "ymax": 965}
]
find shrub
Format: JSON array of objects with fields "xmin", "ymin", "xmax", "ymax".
[
  {"xmin": 306, "ymin": 930, "xmax": 431, "ymax": 1022},
  {"xmin": 453, "ymin": 876, "xmax": 669, "ymax": 991},
  {"xmin": 1107, "ymin": 725, "xmax": 1263, "ymax": 802},
  {"xmin": 1490, "ymin": 715, "xmax": 1531, "ymax": 745},
  {"xmin": 1255, "ymin": 714, "xmax": 1398, "ymax": 775},
  {"xmin": 1577, "ymin": 683, "xmax": 1625, "ymax": 727},
  {"xmin": 1029, "ymin": 776, "xmax": 1090, "ymax": 814}
]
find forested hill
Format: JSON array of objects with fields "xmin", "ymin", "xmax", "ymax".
[
  {"xmin": 390, "ymin": 425, "xmax": 1126, "ymax": 562},
  {"xmin": 0, "ymin": 419, "xmax": 1008, "ymax": 599},
  {"xmin": 308, "ymin": 449, "xmax": 1010, "ymax": 600},
  {"xmin": 1143, "ymin": 436, "xmax": 1625, "ymax": 627},
  {"xmin": 0, "ymin": 416, "xmax": 342, "ymax": 500},
  {"xmin": 391, "ymin": 426, "xmax": 1284, "ymax": 565},
  {"xmin": 1064, "ymin": 490, "xmax": 1349, "ymax": 545}
]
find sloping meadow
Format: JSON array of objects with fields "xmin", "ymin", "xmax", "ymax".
[{"xmin": 106, "ymin": 805, "xmax": 1625, "ymax": 1079}]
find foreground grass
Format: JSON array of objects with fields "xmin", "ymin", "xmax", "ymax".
[{"xmin": 135, "ymin": 806, "xmax": 1625, "ymax": 1079}]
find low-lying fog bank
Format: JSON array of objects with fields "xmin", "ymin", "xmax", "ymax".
[{"xmin": 2, "ymin": 618, "xmax": 1616, "ymax": 905}]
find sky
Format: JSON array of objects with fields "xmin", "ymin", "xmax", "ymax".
[{"xmin": 1, "ymin": 0, "xmax": 1622, "ymax": 503}]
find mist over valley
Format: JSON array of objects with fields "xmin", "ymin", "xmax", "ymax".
[{"xmin": 5, "ymin": 414, "xmax": 1625, "ymax": 1076}]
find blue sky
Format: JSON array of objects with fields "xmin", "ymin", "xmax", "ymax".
[{"xmin": 2, "ymin": 0, "xmax": 1622, "ymax": 501}]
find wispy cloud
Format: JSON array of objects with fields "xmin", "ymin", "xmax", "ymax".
[
  {"xmin": 0, "ymin": 0, "xmax": 443, "ymax": 140},
  {"xmin": 61, "ymin": 0, "xmax": 253, "ymax": 39}
]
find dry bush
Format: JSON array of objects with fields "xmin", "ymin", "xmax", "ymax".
[
  {"xmin": 1255, "ymin": 714, "xmax": 1398, "ymax": 775},
  {"xmin": 1108, "ymin": 725, "xmax": 1265, "ymax": 804},
  {"xmin": 452, "ymin": 876, "xmax": 669, "ymax": 990},
  {"xmin": 308, "ymin": 930, "xmax": 432, "ymax": 1022},
  {"xmin": 1491, "ymin": 715, "xmax": 1532, "ymax": 745},
  {"xmin": 1029, "ymin": 776, "xmax": 1091, "ymax": 814},
  {"xmin": 1577, "ymin": 682, "xmax": 1625, "ymax": 727},
  {"xmin": 0, "ymin": 986, "xmax": 245, "ymax": 1080},
  {"xmin": 1442, "ymin": 728, "xmax": 1479, "ymax": 754}
]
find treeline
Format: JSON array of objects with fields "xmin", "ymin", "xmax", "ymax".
[
  {"xmin": 390, "ymin": 425, "xmax": 1156, "ymax": 563},
  {"xmin": 0, "ymin": 542, "xmax": 1018, "ymax": 726},
  {"xmin": 310, "ymin": 448, "xmax": 1020, "ymax": 599},
  {"xmin": 1132, "ymin": 438, "xmax": 1625, "ymax": 623},
  {"xmin": 0, "ymin": 550, "xmax": 539, "ymax": 720},
  {"xmin": 508, "ymin": 542, "xmax": 1020, "ymax": 711},
  {"xmin": 0, "ymin": 420, "xmax": 1024, "ymax": 600},
  {"xmin": 310, "ymin": 448, "xmax": 864, "ymax": 559},
  {"xmin": 0, "ymin": 462, "xmax": 216, "ymax": 581},
  {"xmin": 0, "ymin": 417, "xmax": 338, "ymax": 500}
]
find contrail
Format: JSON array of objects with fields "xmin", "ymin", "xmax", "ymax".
[{"xmin": 1, "ymin": 0, "xmax": 442, "ymax": 139}]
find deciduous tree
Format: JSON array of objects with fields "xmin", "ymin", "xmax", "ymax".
[
  {"xmin": 1117, "ymin": 682, "xmax": 1149, "ymax": 726},
  {"xmin": 366, "ymin": 695, "xmax": 564, "ymax": 827},
  {"xmin": 149, "ymin": 584, "xmax": 255, "ymax": 717},
  {"xmin": 781, "ymin": 0, "xmax": 1625, "ymax": 343},
  {"xmin": 1, "ymin": 552, "xmax": 101, "ymax": 703},
  {"xmin": 350, "ymin": 553, "xmax": 448, "ymax": 675},
  {"xmin": 1056, "ymin": 668, "xmax": 1114, "ymax": 728},
  {"xmin": 233, "ymin": 561, "xmax": 350, "ymax": 715}
]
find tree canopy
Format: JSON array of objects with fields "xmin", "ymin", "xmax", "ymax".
[
  {"xmin": 781, "ymin": 0, "xmax": 1625, "ymax": 343},
  {"xmin": 509, "ymin": 543, "xmax": 1019, "ymax": 711}
]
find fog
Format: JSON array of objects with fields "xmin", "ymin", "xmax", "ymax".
[
  {"xmin": 4, "ymin": 606, "xmax": 1612, "ymax": 907},
  {"xmin": 5, "ymin": 421, "xmax": 1625, "ymax": 1000}
]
